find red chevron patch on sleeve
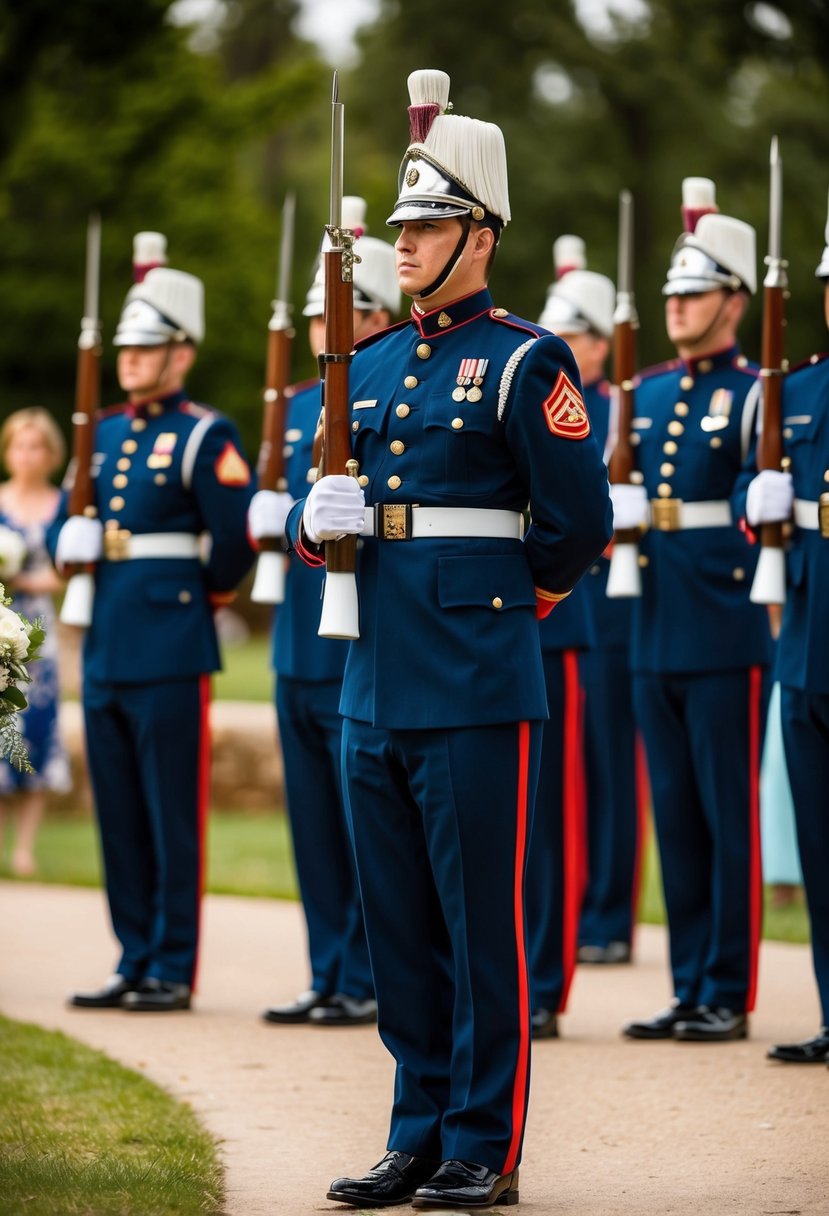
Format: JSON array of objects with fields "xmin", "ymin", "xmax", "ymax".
[{"xmin": 542, "ymin": 370, "xmax": 590, "ymax": 439}]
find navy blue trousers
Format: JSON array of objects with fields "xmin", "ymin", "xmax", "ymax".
[
  {"xmin": 780, "ymin": 685, "xmax": 829, "ymax": 1026},
  {"xmin": 633, "ymin": 668, "xmax": 765, "ymax": 1010},
  {"xmin": 579, "ymin": 645, "xmax": 641, "ymax": 949},
  {"xmin": 341, "ymin": 717, "xmax": 541, "ymax": 1174},
  {"xmin": 83, "ymin": 675, "xmax": 209, "ymax": 986},
  {"xmin": 276, "ymin": 676, "xmax": 372, "ymax": 999},
  {"xmin": 526, "ymin": 651, "xmax": 586, "ymax": 1011}
]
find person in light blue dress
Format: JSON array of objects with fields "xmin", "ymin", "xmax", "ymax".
[{"xmin": 0, "ymin": 407, "xmax": 72, "ymax": 875}]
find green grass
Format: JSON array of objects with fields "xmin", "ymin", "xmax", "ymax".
[
  {"xmin": 0, "ymin": 810, "xmax": 298, "ymax": 900},
  {"xmin": 0, "ymin": 1015, "xmax": 223, "ymax": 1216},
  {"xmin": 1, "ymin": 809, "xmax": 809, "ymax": 943},
  {"xmin": 213, "ymin": 633, "xmax": 272, "ymax": 702}
]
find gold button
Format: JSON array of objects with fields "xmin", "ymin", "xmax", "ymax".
[
  {"xmin": 657, "ymin": 483, "xmax": 672, "ymax": 498},
  {"xmin": 709, "ymin": 436, "xmax": 723, "ymax": 449},
  {"xmin": 178, "ymin": 589, "xmax": 192, "ymax": 604},
  {"xmin": 698, "ymin": 359, "xmax": 713, "ymax": 374},
  {"xmin": 680, "ymin": 375, "xmax": 694, "ymax": 391},
  {"xmin": 358, "ymin": 475, "xmax": 369, "ymax": 487},
  {"xmin": 783, "ymin": 428, "xmax": 793, "ymax": 439},
  {"xmin": 131, "ymin": 418, "xmax": 147, "ymax": 432},
  {"xmin": 736, "ymin": 355, "xmax": 748, "ymax": 368},
  {"xmin": 732, "ymin": 567, "xmax": 746, "ymax": 581},
  {"xmin": 638, "ymin": 554, "xmax": 650, "ymax": 568},
  {"xmin": 148, "ymin": 401, "xmax": 164, "ymax": 416},
  {"xmin": 352, "ymin": 420, "xmax": 360, "ymax": 432},
  {"xmin": 675, "ymin": 401, "xmax": 690, "ymax": 417},
  {"xmin": 154, "ymin": 473, "xmax": 167, "ymax": 485},
  {"xmin": 117, "ymin": 457, "xmax": 131, "ymax": 471},
  {"xmin": 82, "ymin": 505, "xmax": 98, "ymax": 519},
  {"xmin": 451, "ymin": 418, "xmax": 464, "ymax": 430},
  {"xmin": 668, "ymin": 420, "xmax": 684, "ymax": 437},
  {"xmin": 823, "ymin": 469, "xmax": 829, "ymax": 483},
  {"xmin": 396, "ymin": 403, "xmax": 411, "ymax": 418},
  {"xmin": 630, "ymin": 433, "xmax": 641, "ymax": 446},
  {"xmin": 390, "ymin": 440, "xmax": 405, "ymax": 455},
  {"xmin": 122, "ymin": 439, "xmax": 138, "ymax": 454},
  {"xmin": 780, "ymin": 457, "xmax": 792, "ymax": 471},
  {"xmin": 113, "ymin": 474, "xmax": 128, "ymax": 489},
  {"xmin": 492, "ymin": 308, "xmax": 508, "ymax": 318},
  {"xmin": 404, "ymin": 376, "xmax": 419, "ymax": 389},
  {"xmin": 105, "ymin": 519, "xmax": 120, "ymax": 531},
  {"xmin": 492, "ymin": 596, "xmax": 503, "ymax": 609},
  {"xmin": 663, "ymin": 441, "xmax": 678, "ymax": 456},
  {"xmin": 109, "ymin": 496, "xmax": 125, "ymax": 510},
  {"xmin": 660, "ymin": 462, "xmax": 675, "ymax": 476},
  {"xmin": 416, "ymin": 343, "xmax": 432, "ymax": 360},
  {"xmin": 387, "ymin": 475, "xmax": 401, "ymax": 490},
  {"xmin": 630, "ymin": 470, "xmax": 644, "ymax": 485}
]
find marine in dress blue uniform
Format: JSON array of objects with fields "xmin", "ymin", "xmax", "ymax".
[
  {"xmin": 617, "ymin": 190, "xmax": 772, "ymax": 1042},
  {"xmin": 536, "ymin": 250, "xmax": 644, "ymax": 981},
  {"xmin": 742, "ymin": 200, "xmax": 829, "ymax": 1063},
  {"xmin": 285, "ymin": 70, "xmax": 611, "ymax": 1211},
  {"xmin": 252, "ymin": 203, "xmax": 400, "ymax": 1026},
  {"xmin": 54, "ymin": 267, "xmax": 256, "ymax": 1012}
]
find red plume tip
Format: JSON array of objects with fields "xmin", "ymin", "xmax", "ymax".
[
  {"xmin": 408, "ymin": 103, "xmax": 440, "ymax": 144},
  {"xmin": 681, "ymin": 205, "xmax": 718, "ymax": 234}
]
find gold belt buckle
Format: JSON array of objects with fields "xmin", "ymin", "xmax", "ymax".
[
  {"xmin": 819, "ymin": 493, "xmax": 829, "ymax": 539},
  {"xmin": 103, "ymin": 529, "xmax": 131, "ymax": 560},
  {"xmin": 651, "ymin": 498, "xmax": 682, "ymax": 532},
  {"xmin": 376, "ymin": 503, "xmax": 412, "ymax": 541}
]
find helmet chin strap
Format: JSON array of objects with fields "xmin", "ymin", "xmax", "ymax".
[{"xmin": 415, "ymin": 215, "xmax": 472, "ymax": 302}]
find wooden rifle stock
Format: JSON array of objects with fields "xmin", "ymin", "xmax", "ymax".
[
  {"xmin": 321, "ymin": 245, "xmax": 357, "ymax": 578},
  {"xmin": 256, "ymin": 322, "xmax": 294, "ymax": 544},
  {"xmin": 608, "ymin": 319, "xmax": 636, "ymax": 490}
]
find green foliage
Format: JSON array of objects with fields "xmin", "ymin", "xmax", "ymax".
[{"xmin": 0, "ymin": 1014, "xmax": 223, "ymax": 1215}]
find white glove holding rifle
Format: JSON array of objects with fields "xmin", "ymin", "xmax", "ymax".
[
  {"xmin": 55, "ymin": 516, "xmax": 104, "ymax": 566},
  {"xmin": 610, "ymin": 483, "xmax": 650, "ymax": 531},
  {"xmin": 746, "ymin": 469, "xmax": 794, "ymax": 526},
  {"xmin": 302, "ymin": 475, "xmax": 365, "ymax": 544}
]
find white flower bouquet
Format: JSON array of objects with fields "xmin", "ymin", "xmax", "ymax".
[
  {"xmin": 0, "ymin": 582, "xmax": 45, "ymax": 771},
  {"xmin": 0, "ymin": 524, "xmax": 27, "ymax": 581}
]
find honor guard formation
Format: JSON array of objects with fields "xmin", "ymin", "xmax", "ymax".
[{"xmin": 3, "ymin": 59, "xmax": 828, "ymax": 1212}]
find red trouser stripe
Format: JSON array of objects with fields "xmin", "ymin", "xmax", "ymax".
[
  {"xmin": 629, "ymin": 733, "xmax": 651, "ymax": 953},
  {"xmin": 191, "ymin": 674, "xmax": 212, "ymax": 992},
  {"xmin": 746, "ymin": 665, "xmax": 763, "ymax": 1012},
  {"xmin": 504, "ymin": 720, "xmax": 532, "ymax": 1176},
  {"xmin": 559, "ymin": 650, "xmax": 587, "ymax": 1011}
]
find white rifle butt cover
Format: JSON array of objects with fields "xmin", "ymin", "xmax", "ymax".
[
  {"xmin": 750, "ymin": 544, "xmax": 786, "ymax": 606},
  {"xmin": 605, "ymin": 542, "xmax": 642, "ymax": 599},
  {"xmin": 318, "ymin": 571, "xmax": 360, "ymax": 639},
  {"xmin": 250, "ymin": 550, "xmax": 287, "ymax": 605},
  {"xmin": 60, "ymin": 571, "xmax": 95, "ymax": 627}
]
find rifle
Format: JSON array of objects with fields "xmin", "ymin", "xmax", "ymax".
[
  {"xmin": 606, "ymin": 189, "xmax": 642, "ymax": 598},
  {"xmin": 60, "ymin": 212, "xmax": 102, "ymax": 627},
  {"xmin": 750, "ymin": 136, "xmax": 788, "ymax": 606},
  {"xmin": 317, "ymin": 71, "xmax": 360, "ymax": 639},
  {"xmin": 250, "ymin": 192, "xmax": 296, "ymax": 605}
]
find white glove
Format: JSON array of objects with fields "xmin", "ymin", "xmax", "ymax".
[
  {"xmin": 302, "ymin": 475, "xmax": 365, "ymax": 544},
  {"xmin": 55, "ymin": 515, "xmax": 104, "ymax": 565},
  {"xmin": 746, "ymin": 469, "xmax": 794, "ymax": 526},
  {"xmin": 610, "ymin": 483, "xmax": 650, "ymax": 531},
  {"xmin": 247, "ymin": 490, "xmax": 295, "ymax": 540}
]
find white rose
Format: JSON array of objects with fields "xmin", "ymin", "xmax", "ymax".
[
  {"xmin": 0, "ymin": 604, "xmax": 30, "ymax": 662},
  {"xmin": 0, "ymin": 668, "xmax": 9, "ymax": 692},
  {"xmin": 0, "ymin": 525, "xmax": 26, "ymax": 580}
]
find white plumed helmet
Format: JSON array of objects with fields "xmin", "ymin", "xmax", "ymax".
[{"xmin": 114, "ymin": 267, "xmax": 205, "ymax": 346}]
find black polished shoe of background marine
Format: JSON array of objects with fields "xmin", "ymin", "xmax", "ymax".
[
  {"xmin": 412, "ymin": 1160, "xmax": 519, "ymax": 1208},
  {"xmin": 261, "ymin": 989, "xmax": 331, "ymax": 1024},
  {"xmin": 673, "ymin": 1005, "xmax": 747, "ymax": 1041},
  {"xmin": 622, "ymin": 999, "xmax": 700, "ymax": 1039},
  {"xmin": 67, "ymin": 974, "xmax": 140, "ymax": 1008},
  {"xmin": 308, "ymin": 994, "xmax": 378, "ymax": 1025},
  {"xmin": 530, "ymin": 1007, "xmax": 559, "ymax": 1039},
  {"xmin": 767, "ymin": 1028, "xmax": 829, "ymax": 1063},
  {"xmin": 121, "ymin": 977, "xmax": 191, "ymax": 1012},
  {"xmin": 326, "ymin": 1151, "xmax": 440, "ymax": 1207}
]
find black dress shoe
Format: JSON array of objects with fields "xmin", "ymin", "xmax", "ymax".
[
  {"xmin": 121, "ymin": 978, "xmax": 191, "ymax": 1012},
  {"xmin": 578, "ymin": 941, "xmax": 632, "ymax": 965},
  {"xmin": 531, "ymin": 1008, "xmax": 559, "ymax": 1039},
  {"xmin": 262, "ymin": 989, "xmax": 330, "ymax": 1024},
  {"xmin": 327, "ymin": 1150, "xmax": 440, "ymax": 1207},
  {"xmin": 673, "ymin": 1005, "xmax": 747, "ymax": 1041},
  {"xmin": 67, "ymin": 975, "xmax": 140, "ymax": 1009},
  {"xmin": 622, "ymin": 1001, "xmax": 699, "ymax": 1040},
  {"xmin": 767, "ymin": 1028, "xmax": 829, "ymax": 1063},
  {"xmin": 309, "ymin": 994, "xmax": 378, "ymax": 1025},
  {"xmin": 412, "ymin": 1160, "xmax": 519, "ymax": 1208}
]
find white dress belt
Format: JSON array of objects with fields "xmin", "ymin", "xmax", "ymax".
[
  {"xmin": 103, "ymin": 532, "xmax": 202, "ymax": 560},
  {"xmin": 793, "ymin": 498, "xmax": 820, "ymax": 530},
  {"xmin": 361, "ymin": 505, "xmax": 524, "ymax": 541},
  {"xmin": 649, "ymin": 499, "xmax": 732, "ymax": 530}
]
